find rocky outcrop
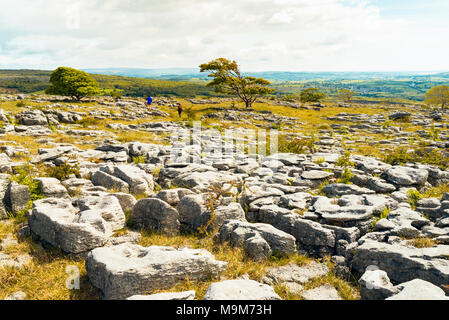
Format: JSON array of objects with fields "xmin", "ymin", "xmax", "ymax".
[{"xmin": 86, "ymin": 243, "xmax": 227, "ymax": 300}]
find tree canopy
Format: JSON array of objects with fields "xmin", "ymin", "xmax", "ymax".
[
  {"xmin": 199, "ymin": 58, "xmax": 275, "ymax": 109},
  {"xmin": 45, "ymin": 67, "xmax": 101, "ymax": 100},
  {"xmin": 424, "ymin": 85, "xmax": 449, "ymax": 111},
  {"xmin": 300, "ymin": 88, "xmax": 326, "ymax": 103},
  {"xmin": 338, "ymin": 89, "xmax": 356, "ymax": 103}
]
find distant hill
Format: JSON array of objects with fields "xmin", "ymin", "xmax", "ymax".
[
  {"xmin": 0, "ymin": 69, "xmax": 217, "ymax": 97},
  {"xmin": 1, "ymin": 68, "xmax": 448, "ymax": 101},
  {"xmin": 83, "ymin": 68, "xmax": 449, "ymax": 82},
  {"xmin": 85, "ymin": 68, "xmax": 202, "ymax": 79}
]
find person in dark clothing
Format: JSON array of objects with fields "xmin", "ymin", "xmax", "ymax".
[
  {"xmin": 146, "ymin": 96, "xmax": 153, "ymax": 108},
  {"xmin": 178, "ymin": 104, "xmax": 183, "ymax": 118}
]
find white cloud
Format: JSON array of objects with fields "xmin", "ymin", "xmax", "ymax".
[{"xmin": 0, "ymin": 0, "xmax": 447, "ymax": 71}]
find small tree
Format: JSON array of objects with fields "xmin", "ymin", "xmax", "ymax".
[
  {"xmin": 199, "ymin": 58, "xmax": 275, "ymax": 109},
  {"xmin": 338, "ymin": 89, "xmax": 356, "ymax": 103},
  {"xmin": 46, "ymin": 67, "xmax": 100, "ymax": 101},
  {"xmin": 425, "ymin": 85, "xmax": 449, "ymax": 111},
  {"xmin": 300, "ymin": 88, "xmax": 326, "ymax": 103}
]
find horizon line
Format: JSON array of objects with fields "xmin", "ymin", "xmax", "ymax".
[{"xmin": 1, "ymin": 67, "xmax": 448, "ymax": 74}]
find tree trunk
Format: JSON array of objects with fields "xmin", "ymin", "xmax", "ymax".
[{"xmin": 244, "ymin": 99, "xmax": 253, "ymax": 109}]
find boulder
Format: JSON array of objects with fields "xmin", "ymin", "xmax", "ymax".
[
  {"xmin": 0, "ymin": 175, "xmax": 11, "ymax": 219},
  {"xmin": 130, "ymin": 198, "xmax": 180, "ymax": 235},
  {"xmin": 6, "ymin": 182, "xmax": 31, "ymax": 214},
  {"xmin": 203, "ymin": 280, "xmax": 281, "ymax": 300},
  {"xmin": 384, "ymin": 166, "xmax": 428, "ymax": 186},
  {"xmin": 389, "ymin": 111, "xmax": 411, "ymax": 121},
  {"xmin": 359, "ymin": 268, "xmax": 398, "ymax": 300},
  {"xmin": 16, "ymin": 109, "xmax": 48, "ymax": 126},
  {"xmin": 351, "ymin": 240, "xmax": 449, "ymax": 286},
  {"xmin": 301, "ymin": 284, "xmax": 342, "ymax": 300},
  {"xmin": 177, "ymin": 195, "xmax": 246, "ymax": 233},
  {"xmin": 216, "ymin": 220, "xmax": 296, "ymax": 260},
  {"xmin": 257, "ymin": 205, "xmax": 336, "ymax": 257},
  {"xmin": 28, "ymin": 196, "xmax": 126, "ymax": 253},
  {"xmin": 36, "ymin": 177, "xmax": 69, "ymax": 198},
  {"xmin": 77, "ymin": 195, "xmax": 126, "ymax": 231},
  {"xmin": 263, "ymin": 262, "xmax": 329, "ymax": 286},
  {"xmin": 156, "ymin": 188, "xmax": 195, "ymax": 206},
  {"xmin": 387, "ymin": 279, "xmax": 449, "ymax": 300},
  {"xmin": 85, "ymin": 243, "xmax": 227, "ymax": 300},
  {"xmin": 322, "ymin": 183, "xmax": 374, "ymax": 197},
  {"xmin": 91, "ymin": 170, "xmax": 129, "ymax": 193},
  {"xmin": 301, "ymin": 170, "xmax": 334, "ymax": 180},
  {"xmin": 28, "ymin": 198, "xmax": 108, "ymax": 253},
  {"xmin": 110, "ymin": 193, "xmax": 137, "ymax": 213},
  {"xmin": 113, "ymin": 165, "xmax": 154, "ymax": 195},
  {"xmin": 127, "ymin": 291, "xmax": 195, "ymax": 300}
]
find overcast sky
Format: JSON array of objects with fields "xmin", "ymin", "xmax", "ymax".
[{"xmin": 0, "ymin": 0, "xmax": 448, "ymax": 71}]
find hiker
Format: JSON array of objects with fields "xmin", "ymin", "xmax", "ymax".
[
  {"xmin": 146, "ymin": 96, "xmax": 153, "ymax": 108},
  {"xmin": 177, "ymin": 104, "xmax": 183, "ymax": 118}
]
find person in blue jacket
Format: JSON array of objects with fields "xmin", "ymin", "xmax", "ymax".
[{"xmin": 146, "ymin": 96, "xmax": 153, "ymax": 108}]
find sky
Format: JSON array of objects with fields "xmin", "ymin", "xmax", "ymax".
[{"xmin": 0, "ymin": 0, "xmax": 448, "ymax": 72}]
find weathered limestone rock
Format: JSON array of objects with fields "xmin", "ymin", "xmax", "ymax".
[
  {"xmin": 351, "ymin": 240, "xmax": 449, "ymax": 286},
  {"xmin": 77, "ymin": 195, "xmax": 126, "ymax": 231},
  {"xmin": 110, "ymin": 192, "xmax": 137, "ymax": 213},
  {"xmin": 156, "ymin": 188, "xmax": 195, "ymax": 206},
  {"xmin": 91, "ymin": 170, "xmax": 129, "ymax": 193},
  {"xmin": 6, "ymin": 182, "xmax": 31, "ymax": 214},
  {"xmin": 177, "ymin": 195, "xmax": 246, "ymax": 233},
  {"xmin": 384, "ymin": 166, "xmax": 429, "ymax": 186},
  {"xmin": 0, "ymin": 175, "xmax": 11, "ymax": 219},
  {"xmin": 387, "ymin": 279, "xmax": 449, "ymax": 300},
  {"xmin": 16, "ymin": 109, "xmax": 48, "ymax": 126},
  {"xmin": 130, "ymin": 198, "xmax": 180, "ymax": 235},
  {"xmin": 4, "ymin": 291, "xmax": 27, "ymax": 300},
  {"xmin": 36, "ymin": 177, "xmax": 69, "ymax": 198},
  {"xmin": 127, "ymin": 291, "xmax": 195, "ymax": 300},
  {"xmin": 86, "ymin": 243, "xmax": 227, "ymax": 300},
  {"xmin": 113, "ymin": 165, "xmax": 154, "ymax": 195},
  {"xmin": 203, "ymin": 280, "xmax": 281, "ymax": 300},
  {"xmin": 322, "ymin": 183, "xmax": 374, "ymax": 197},
  {"xmin": 359, "ymin": 268, "xmax": 398, "ymax": 300},
  {"xmin": 257, "ymin": 205, "xmax": 336, "ymax": 257},
  {"xmin": 263, "ymin": 262, "xmax": 329, "ymax": 287},
  {"xmin": 301, "ymin": 284, "xmax": 342, "ymax": 300},
  {"xmin": 28, "ymin": 196, "xmax": 126, "ymax": 253},
  {"xmin": 216, "ymin": 220, "xmax": 296, "ymax": 260}
]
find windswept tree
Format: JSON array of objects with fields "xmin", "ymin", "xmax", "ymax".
[
  {"xmin": 425, "ymin": 85, "xmax": 449, "ymax": 111},
  {"xmin": 46, "ymin": 67, "xmax": 100, "ymax": 101},
  {"xmin": 300, "ymin": 88, "xmax": 326, "ymax": 103},
  {"xmin": 199, "ymin": 58, "xmax": 275, "ymax": 109},
  {"xmin": 338, "ymin": 89, "xmax": 356, "ymax": 103}
]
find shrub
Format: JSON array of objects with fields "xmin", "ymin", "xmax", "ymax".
[
  {"xmin": 184, "ymin": 107, "xmax": 198, "ymax": 121},
  {"xmin": 407, "ymin": 237, "xmax": 436, "ymax": 248},
  {"xmin": 337, "ymin": 168, "xmax": 354, "ymax": 184},
  {"xmin": 277, "ymin": 134, "xmax": 316, "ymax": 154},
  {"xmin": 45, "ymin": 162, "xmax": 80, "ymax": 181},
  {"xmin": 16, "ymin": 101, "xmax": 26, "ymax": 108},
  {"xmin": 383, "ymin": 147, "xmax": 413, "ymax": 166},
  {"xmin": 299, "ymin": 88, "xmax": 325, "ymax": 103},
  {"xmin": 371, "ymin": 208, "xmax": 391, "ymax": 230},
  {"xmin": 407, "ymin": 189, "xmax": 422, "ymax": 210},
  {"xmin": 132, "ymin": 156, "xmax": 146, "ymax": 164},
  {"xmin": 336, "ymin": 151, "xmax": 354, "ymax": 168},
  {"xmin": 314, "ymin": 157, "xmax": 325, "ymax": 164},
  {"xmin": 421, "ymin": 184, "xmax": 449, "ymax": 198},
  {"xmin": 76, "ymin": 117, "xmax": 101, "ymax": 128},
  {"xmin": 9, "ymin": 165, "xmax": 44, "ymax": 201}
]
